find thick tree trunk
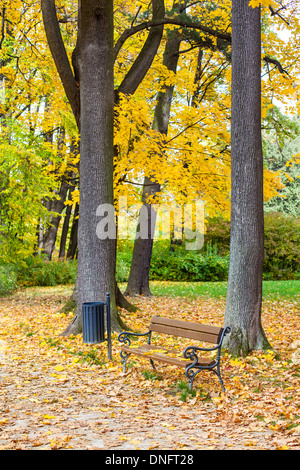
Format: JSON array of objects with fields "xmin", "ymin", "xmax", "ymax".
[
  {"xmin": 42, "ymin": 0, "xmax": 165, "ymax": 333},
  {"xmin": 224, "ymin": 1, "xmax": 271, "ymax": 356},
  {"xmin": 125, "ymin": 10, "xmax": 182, "ymax": 296},
  {"xmin": 75, "ymin": 0, "xmax": 120, "ymax": 330}
]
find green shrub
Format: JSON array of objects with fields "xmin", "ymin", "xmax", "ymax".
[
  {"xmin": 116, "ymin": 241, "xmax": 133, "ymax": 282},
  {"xmin": 203, "ymin": 214, "xmax": 300, "ymax": 280},
  {"xmin": 116, "ymin": 212, "xmax": 300, "ymax": 283},
  {"xmin": 204, "ymin": 217, "xmax": 230, "ymax": 256},
  {"xmin": 15, "ymin": 256, "xmax": 77, "ymax": 287},
  {"xmin": 149, "ymin": 241, "xmax": 229, "ymax": 282},
  {"xmin": 0, "ymin": 265, "xmax": 17, "ymax": 296},
  {"xmin": 263, "ymin": 212, "xmax": 300, "ymax": 280},
  {"xmin": 116, "ymin": 257, "xmax": 130, "ymax": 283}
]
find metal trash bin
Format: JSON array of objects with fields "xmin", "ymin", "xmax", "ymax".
[
  {"xmin": 82, "ymin": 302, "xmax": 105, "ymax": 344},
  {"xmin": 82, "ymin": 293, "xmax": 112, "ymax": 359}
]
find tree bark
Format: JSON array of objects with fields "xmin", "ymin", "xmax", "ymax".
[
  {"xmin": 116, "ymin": 0, "xmax": 165, "ymax": 100},
  {"xmin": 41, "ymin": 0, "xmax": 80, "ymax": 126},
  {"xmin": 224, "ymin": 0, "xmax": 271, "ymax": 356},
  {"xmin": 74, "ymin": 0, "xmax": 120, "ymax": 331}
]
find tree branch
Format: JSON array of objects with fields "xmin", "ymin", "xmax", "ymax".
[
  {"xmin": 41, "ymin": 0, "xmax": 80, "ymax": 127},
  {"xmin": 263, "ymin": 55, "xmax": 289, "ymax": 75},
  {"xmin": 116, "ymin": 0, "xmax": 165, "ymax": 99},
  {"xmin": 269, "ymin": 5, "xmax": 290, "ymax": 25},
  {"xmin": 0, "ymin": 7, "xmax": 5, "ymax": 50},
  {"xmin": 114, "ymin": 16, "xmax": 231, "ymax": 61}
]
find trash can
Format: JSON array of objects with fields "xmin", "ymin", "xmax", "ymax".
[{"xmin": 82, "ymin": 302, "xmax": 105, "ymax": 344}]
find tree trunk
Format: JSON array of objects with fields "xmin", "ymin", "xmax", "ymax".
[
  {"xmin": 42, "ymin": 179, "xmax": 71, "ymax": 260},
  {"xmin": 59, "ymin": 188, "xmax": 73, "ymax": 258},
  {"xmin": 75, "ymin": 0, "xmax": 119, "ymax": 330},
  {"xmin": 224, "ymin": 0, "xmax": 271, "ymax": 356},
  {"xmin": 125, "ymin": 183, "xmax": 160, "ymax": 296},
  {"xmin": 125, "ymin": 8, "xmax": 182, "ymax": 296},
  {"xmin": 66, "ymin": 202, "xmax": 79, "ymax": 259},
  {"xmin": 42, "ymin": 0, "xmax": 165, "ymax": 333}
]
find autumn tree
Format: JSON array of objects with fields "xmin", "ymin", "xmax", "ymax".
[
  {"xmin": 41, "ymin": 0, "xmax": 165, "ymax": 333},
  {"xmin": 224, "ymin": 0, "xmax": 272, "ymax": 356},
  {"xmin": 0, "ymin": 1, "xmax": 74, "ymax": 263}
]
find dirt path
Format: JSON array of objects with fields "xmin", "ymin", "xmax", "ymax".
[{"xmin": 0, "ymin": 353, "xmax": 285, "ymax": 451}]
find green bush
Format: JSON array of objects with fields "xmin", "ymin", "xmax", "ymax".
[
  {"xmin": 15, "ymin": 256, "xmax": 77, "ymax": 287},
  {"xmin": 202, "ymin": 214, "xmax": 300, "ymax": 280},
  {"xmin": 263, "ymin": 212, "xmax": 300, "ymax": 280},
  {"xmin": 4, "ymin": 211, "xmax": 298, "ymax": 289},
  {"xmin": 149, "ymin": 242, "xmax": 229, "ymax": 282},
  {"xmin": 116, "ymin": 241, "xmax": 134, "ymax": 282},
  {"xmin": 116, "ymin": 212, "xmax": 300, "ymax": 282},
  {"xmin": 204, "ymin": 217, "xmax": 231, "ymax": 256},
  {"xmin": 0, "ymin": 265, "xmax": 17, "ymax": 296}
]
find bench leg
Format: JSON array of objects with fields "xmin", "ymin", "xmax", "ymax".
[
  {"xmin": 120, "ymin": 351, "xmax": 130, "ymax": 373},
  {"xmin": 185, "ymin": 366, "xmax": 196, "ymax": 391},
  {"xmin": 185, "ymin": 365, "xmax": 226, "ymax": 392},
  {"xmin": 150, "ymin": 359, "xmax": 156, "ymax": 370},
  {"xmin": 188, "ymin": 376, "xmax": 194, "ymax": 391},
  {"xmin": 213, "ymin": 364, "xmax": 226, "ymax": 392}
]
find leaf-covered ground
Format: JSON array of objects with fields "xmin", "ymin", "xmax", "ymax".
[{"xmin": 0, "ymin": 285, "xmax": 299, "ymax": 450}]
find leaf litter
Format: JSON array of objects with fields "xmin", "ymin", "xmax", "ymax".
[{"xmin": 0, "ymin": 286, "xmax": 299, "ymax": 450}]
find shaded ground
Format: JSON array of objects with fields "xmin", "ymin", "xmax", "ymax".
[{"xmin": 0, "ymin": 285, "xmax": 299, "ymax": 450}]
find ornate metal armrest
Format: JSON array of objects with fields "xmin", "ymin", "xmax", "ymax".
[
  {"xmin": 118, "ymin": 330, "xmax": 151, "ymax": 347},
  {"xmin": 183, "ymin": 326, "xmax": 231, "ymax": 361},
  {"xmin": 183, "ymin": 345, "xmax": 218, "ymax": 362}
]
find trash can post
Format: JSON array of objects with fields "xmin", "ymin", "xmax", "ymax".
[{"xmin": 106, "ymin": 292, "xmax": 112, "ymax": 361}]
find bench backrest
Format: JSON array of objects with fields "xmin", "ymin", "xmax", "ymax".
[{"xmin": 149, "ymin": 316, "xmax": 223, "ymax": 345}]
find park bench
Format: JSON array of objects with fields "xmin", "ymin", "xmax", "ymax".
[{"xmin": 118, "ymin": 315, "xmax": 231, "ymax": 392}]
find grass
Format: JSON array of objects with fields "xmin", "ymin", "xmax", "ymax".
[
  {"xmin": 15, "ymin": 279, "xmax": 299, "ymax": 304},
  {"xmin": 124, "ymin": 280, "xmax": 300, "ymax": 301}
]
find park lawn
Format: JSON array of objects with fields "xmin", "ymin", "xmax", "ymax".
[{"xmin": 120, "ymin": 280, "xmax": 300, "ymax": 301}]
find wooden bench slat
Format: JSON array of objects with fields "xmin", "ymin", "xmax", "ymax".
[
  {"xmin": 150, "ymin": 316, "xmax": 223, "ymax": 344},
  {"xmin": 120, "ymin": 344, "xmax": 215, "ymax": 368},
  {"xmin": 151, "ymin": 316, "xmax": 222, "ymax": 335}
]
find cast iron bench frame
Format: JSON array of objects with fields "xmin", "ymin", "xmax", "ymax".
[{"xmin": 118, "ymin": 315, "xmax": 231, "ymax": 392}]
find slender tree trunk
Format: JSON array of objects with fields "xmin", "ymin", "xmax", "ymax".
[
  {"xmin": 125, "ymin": 182, "xmax": 160, "ymax": 296},
  {"xmin": 125, "ymin": 3, "xmax": 183, "ymax": 296},
  {"xmin": 59, "ymin": 187, "xmax": 73, "ymax": 258},
  {"xmin": 42, "ymin": 179, "xmax": 71, "ymax": 260},
  {"xmin": 224, "ymin": 0, "xmax": 271, "ymax": 356},
  {"xmin": 67, "ymin": 202, "xmax": 79, "ymax": 259}
]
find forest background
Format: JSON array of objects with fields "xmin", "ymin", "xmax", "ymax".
[{"xmin": 0, "ymin": 0, "xmax": 299, "ymax": 296}]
